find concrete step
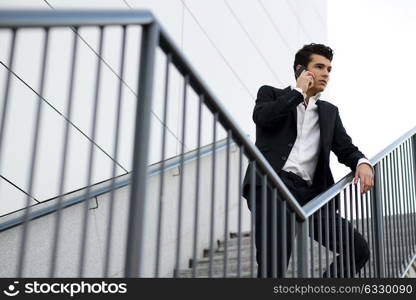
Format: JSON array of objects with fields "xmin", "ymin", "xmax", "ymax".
[
  {"xmin": 216, "ymin": 235, "xmax": 252, "ymax": 248},
  {"xmin": 179, "ymin": 251, "xmax": 415, "ymax": 278},
  {"xmin": 202, "ymin": 242, "xmax": 253, "ymax": 260},
  {"xmin": 191, "ymin": 248, "xmax": 254, "ymax": 267},
  {"xmin": 177, "ymin": 258, "xmax": 255, "ymax": 278},
  {"xmin": 178, "ymin": 224, "xmax": 416, "ymax": 277},
  {"xmin": 190, "ymin": 251, "xmax": 255, "ymax": 268},
  {"xmin": 179, "ymin": 270, "xmax": 254, "ymax": 278}
]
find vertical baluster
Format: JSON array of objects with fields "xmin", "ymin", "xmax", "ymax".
[
  {"xmin": 281, "ymin": 199, "xmax": 287, "ymax": 278},
  {"xmin": 0, "ymin": 28, "xmax": 17, "ymax": 175},
  {"xmin": 412, "ymin": 136, "xmax": 416, "ymax": 252},
  {"xmin": 381, "ymin": 159, "xmax": 391, "ymax": 277},
  {"xmin": 79, "ymin": 27, "xmax": 104, "ymax": 277},
  {"xmin": 260, "ymin": 173, "xmax": 267, "ymax": 278},
  {"xmin": 191, "ymin": 94, "xmax": 203, "ymax": 278},
  {"xmin": 237, "ymin": 146, "xmax": 244, "ymax": 278},
  {"xmin": 374, "ymin": 164, "xmax": 386, "ymax": 277},
  {"xmin": 367, "ymin": 189, "xmax": 374, "ymax": 277},
  {"xmin": 18, "ymin": 28, "xmax": 50, "ymax": 277},
  {"xmin": 50, "ymin": 27, "xmax": 78, "ymax": 277},
  {"xmin": 331, "ymin": 198, "xmax": 338, "ymax": 277},
  {"xmin": 404, "ymin": 140, "xmax": 415, "ymax": 255},
  {"xmin": 406, "ymin": 139, "xmax": 415, "ymax": 259},
  {"xmin": 393, "ymin": 149, "xmax": 403, "ymax": 275},
  {"xmin": 404, "ymin": 141, "xmax": 414, "ymax": 261},
  {"xmin": 397, "ymin": 146, "xmax": 407, "ymax": 270},
  {"xmin": 350, "ymin": 184, "xmax": 356, "ymax": 277},
  {"xmin": 360, "ymin": 189, "xmax": 366, "ymax": 277},
  {"xmin": 324, "ymin": 203, "xmax": 330, "ymax": 277},
  {"xmin": 318, "ymin": 208, "xmax": 323, "ymax": 277},
  {"xmin": 355, "ymin": 184, "xmax": 361, "ymax": 278},
  {"xmin": 407, "ymin": 138, "xmax": 416, "ymax": 253},
  {"xmin": 271, "ymin": 187, "xmax": 277, "ymax": 278},
  {"xmin": 399, "ymin": 144, "xmax": 410, "ymax": 266},
  {"xmin": 368, "ymin": 189, "xmax": 376, "ymax": 277},
  {"xmin": 249, "ymin": 160, "xmax": 256, "ymax": 278},
  {"xmin": 208, "ymin": 113, "xmax": 218, "ymax": 278},
  {"xmin": 388, "ymin": 153, "xmax": 396, "ymax": 276},
  {"xmin": 344, "ymin": 188, "xmax": 351, "ymax": 278},
  {"xmin": 155, "ymin": 53, "xmax": 171, "ymax": 277},
  {"xmin": 338, "ymin": 192, "xmax": 344, "ymax": 278},
  {"xmin": 365, "ymin": 191, "xmax": 372, "ymax": 277},
  {"xmin": 125, "ymin": 22, "xmax": 158, "ymax": 277},
  {"xmin": 409, "ymin": 140, "xmax": 416, "ymax": 255},
  {"xmin": 389, "ymin": 153, "xmax": 399, "ymax": 277},
  {"xmin": 310, "ymin": 214, "xmax": 315, "ymax": 278},
  {"xmin": 223, "ymin": 130, "xmax": 231, "ymax": 278},
  {"xmin": 173, "ymin": 75, "xmax": 189, "ymax": 277},
  {"xmin": 104, "ymin": 25, "xmax": 127, "ymax": 278},
  {"xmin": 291, "ymin": 212, "xmax": 295, "ymax": 278}
]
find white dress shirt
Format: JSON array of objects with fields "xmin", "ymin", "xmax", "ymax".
[{"xmin": 282, "ymin": 87, "xmax": 371, "ymax": 186}]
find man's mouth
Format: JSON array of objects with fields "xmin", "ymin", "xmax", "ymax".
[{"xmin": 319, "ymin": 80, "xmax": 327, "ymax": 85}]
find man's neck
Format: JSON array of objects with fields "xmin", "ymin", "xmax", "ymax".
[{"xmin": 305, "ymin": 90, "xmax": 319, "ymax": 105}]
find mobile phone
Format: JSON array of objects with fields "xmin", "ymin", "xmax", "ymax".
[{"xmin": 295, "ymin": 65, "xmax": 307, "ymax": 79}]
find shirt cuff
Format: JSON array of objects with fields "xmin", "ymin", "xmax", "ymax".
[
  {"xmin": 293, "ymin": 87, "xmax": 306, "ymax": 99},
  {"xmin": 357, "ymin": 158, "xmax": 374, "ymax": 173}
]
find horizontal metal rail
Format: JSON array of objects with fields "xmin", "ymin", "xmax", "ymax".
[
  {"xmin": 0, "ymin": 138, "xmax": 234, "ymax": 232},
  {"xmin": 303, "ymin": 125, "xmax": 416, "ymax": 218},
  {"xmin": 0, "ymin": 10, "xmax": 154, "ymax": 27}
]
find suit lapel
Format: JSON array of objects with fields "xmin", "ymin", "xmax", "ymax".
[
  {"xmin": 317, "ymin": 100, "xmax": 328, "ymax": 150},
  {"xmin": 291, "ymin": 106, "xmax": 297, "ymax": 128},
  {"xmin": 281, "ymin": 86, "xmax": 298, "ymax": 128}
]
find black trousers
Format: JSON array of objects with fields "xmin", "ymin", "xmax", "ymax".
[{"xmin": 249, "ymin": 170, "xmax": 370, "ymax": 278}]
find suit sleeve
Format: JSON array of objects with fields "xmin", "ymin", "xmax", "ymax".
[
  {"xmin": 331, "ymin": 108, "xmax": 366, "ymax": 171},
  {"xmin": 252, "ymin": 85, "xmax": 304, "ymax": 129}
]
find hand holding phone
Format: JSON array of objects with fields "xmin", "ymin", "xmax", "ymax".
[
  {"xmin": 295, "ymin": 65, "xmax": 307, "ymax": 79},
  {"xmin": 295, "ymin": 65, "xmax": 314, "ymax": 93}
]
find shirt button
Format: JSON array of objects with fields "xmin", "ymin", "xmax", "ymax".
[
  {"xmin": 281, "ymin": 156, "xmax": 287, "ymax": 161},
  {"xmin": 288, "ymin": 143, "xmax": 293, "ymax": 147}
]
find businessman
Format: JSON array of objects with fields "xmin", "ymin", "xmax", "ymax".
[{"xmin": 242, "ymin": 43, "xmax": 374, "ymax": 278}]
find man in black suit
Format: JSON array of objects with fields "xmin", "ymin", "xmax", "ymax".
[{"xmin": 242, "ymin": 43, "xmax": 374, "ymax": 278}]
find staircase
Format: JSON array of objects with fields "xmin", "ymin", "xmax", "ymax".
[
  {"xmin": 177, "ymin": 232, "xmax": 254, "ymax": 278},
  {"xmin": 177, "ymin": 213, "xmax": 416, "ymax": 278}
]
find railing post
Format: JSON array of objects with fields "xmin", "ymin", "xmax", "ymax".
[
  {"xmin": 413, "ymin": 135, "xmax": 416, "ymax": 190},
  {"xmin": 373, "ymin": 163, "xmax": 386, "ymax": 277},
  {"xmin": 297, "ymin": 218, "xmax": 310, "ymax": 277},
  {"xmin": 125, "ymin": 21, "xmax": 158, "ymax": 278}
]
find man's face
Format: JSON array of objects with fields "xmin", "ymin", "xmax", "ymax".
[{"xmin": 306, "ymin": 54, "xmax": 332, "ymax": 93}]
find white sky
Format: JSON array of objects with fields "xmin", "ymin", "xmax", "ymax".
[{"xmin": 327, "ymin": 0, "xmax": 416, "ymax": 180}]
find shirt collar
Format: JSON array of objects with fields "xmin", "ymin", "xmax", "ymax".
[
  {"xmin": 290, "ymin": 85, "xmax": 321, "ymax": 105},
  {"xmin": 309, "ymin": 92, "xmax": 321, "ymax": 104}
]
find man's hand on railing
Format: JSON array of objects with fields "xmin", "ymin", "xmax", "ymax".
[{"xmin": 354, "ymin": 163, "xmax": 374, "ymax": 194}]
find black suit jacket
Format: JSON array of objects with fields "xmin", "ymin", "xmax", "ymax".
[{"xmin": 242, "ymin": 85, "xmax": 367, "ymax": 199}]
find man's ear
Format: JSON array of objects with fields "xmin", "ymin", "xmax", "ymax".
[{"xmin": 295, "ymin": 64, "xmax": 302, "ymax": 71}]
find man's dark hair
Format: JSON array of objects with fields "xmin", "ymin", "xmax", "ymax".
[{"xmin": 293, "ymin": 43, "xmax": 333, "ymax": 75}]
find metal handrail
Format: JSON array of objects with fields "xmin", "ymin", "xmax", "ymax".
[
  {"xmin": 303, "ymin": 125, "xmax": 416, "ymax": 218},
  {"xmin": 2, "ymin": 9, "xmax": 414, "ymax": 278},
  {"xmin": 0, "ymin": 10, "xmax": 154, "ymax": 27}
]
